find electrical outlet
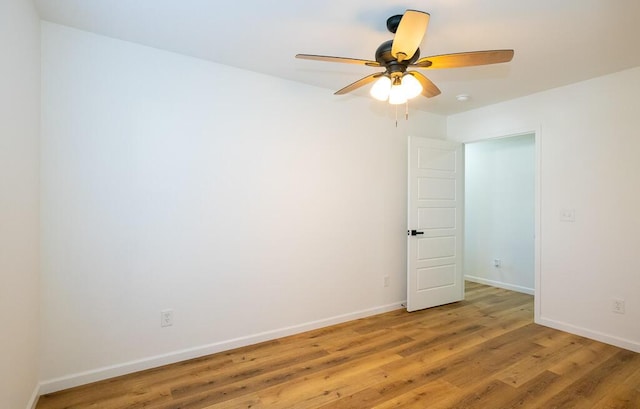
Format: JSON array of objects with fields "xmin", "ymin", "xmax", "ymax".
[
  {"xmin": 161, "ymin": 309, "xmax": 174, "ymax": 327},
  {"xmin": 493, "ymin": 259, "xmax": 501, "ymax": 268},
  {"xmin": 612, "ymin": 299, "xmax": 625, "ymax": 314},
  {"xmin": 384, "ymin": 275, "xmax": 390, "ymax": 287}
]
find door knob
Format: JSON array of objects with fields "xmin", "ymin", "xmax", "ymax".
[{"xmin": 408, "ymin": 230, "xmax": 424, "ymax": 236}]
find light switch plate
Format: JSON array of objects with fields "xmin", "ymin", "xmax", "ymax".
[{"xmin": 560, "ymin": 208, "xmax": 575, "ymax": 222}]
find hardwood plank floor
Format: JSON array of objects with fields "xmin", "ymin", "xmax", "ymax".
[{"xmin": 36, "ymin": 282, "xmax": 640, "ymax": 409}]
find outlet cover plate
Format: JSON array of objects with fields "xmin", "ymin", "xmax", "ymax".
[
  {"xmin": 612, "ymin": 299, "xmax": 625, "ymax": 314},
  {"xmin": 161, "ymin": 309, "xmax": 174, "ymax": 327}
]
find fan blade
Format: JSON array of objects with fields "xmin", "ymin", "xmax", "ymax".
[
  {"xmin": 413, "ymin": 50, "xmax": 514, "ymax": 69},
  {"xmin": 391, "ymin": 10, "xmax": 430, "ymax": 62},
  {"xmin": 408, "ymin": 71, "xmax": 441, "ymax": 98},
  {"xmin": 335, "ymin": 73, "xmax": 385, "ymax": 95},
  {"xmin": 296, "ymin": 54, "xmax": 381, "ymax": 67}
]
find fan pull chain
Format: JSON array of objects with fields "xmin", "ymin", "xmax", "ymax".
[
  {"xmin": 395, "ymin": 104, "xmax": 398, "ymax": 128},
  {"xmin": 406, "ymin": 101, "xmax": 409, "ymax": 120}
]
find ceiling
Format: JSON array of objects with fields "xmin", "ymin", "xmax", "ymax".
[{"xmin": 35, "ymin": 0, "xmax": 640, "ymax": 115}]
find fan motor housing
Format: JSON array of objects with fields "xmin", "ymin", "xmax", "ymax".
[{"xmin": 375, "ymin": 40, "xmax": 420, "ymax": 75}]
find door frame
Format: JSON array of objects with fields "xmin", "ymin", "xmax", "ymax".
[{"xmin": 455, "ymin": 126, "xmax": 542, "ymax": 324}]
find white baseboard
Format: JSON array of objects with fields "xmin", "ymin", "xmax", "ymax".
[
  {"xmin": 27, "ymin": 383, "xmax": 40, "ymax": 409},
  {"xmin": 537, "ymin": 316, "xmax": 640, "ymax": 353},
  {"xmin": 464, "ymin": 275, "xmax": 534, "ymax": 295},
  {"xmin": 38, "ymin": 301, "xmax": 406, "ymax": 395}
]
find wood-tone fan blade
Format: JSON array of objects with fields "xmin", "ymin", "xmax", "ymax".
[
  {"xmin": 296, "ymin": 54, "xmax": 381, "ymax": 67},
  {"xmin": 413, "ymin": 49, "xmax": 514, "ymax": 69},
  {"xmin": 391, "ymin": 10, "xmax": 430, "ymax": 62},
  {"xmin": 408, "ymin": 71, "xmax": 441, "ymax": 98},
  {"xmin": 335, "ymin": 73, "xmax": 385, "ymax": 95}
]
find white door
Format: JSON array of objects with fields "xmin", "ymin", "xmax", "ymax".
[{"xmin": 407, "ymin": 136, "xmax": 464, "ymax": 312}]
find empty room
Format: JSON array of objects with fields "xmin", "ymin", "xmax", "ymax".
[{"xmin": 3, "ymin": 1, "xmax": 639, "ymax": 408}]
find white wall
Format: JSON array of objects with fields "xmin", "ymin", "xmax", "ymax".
[
  {"xmin": 464, "ymin": 134, "xmax": 535, "ymax": 294},
  {"xmin": 0, "ymin": 0, "xmax": 41, "ymax": 408},
  {"xmin": 40, "ymin": 22, "xmax": 447, "ymax": 391},
  {"xmin": 448, "ymin": 67, "xmax": 640, "ymax": 352}
]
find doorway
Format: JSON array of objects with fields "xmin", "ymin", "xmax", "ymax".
[{"xmin": 463, "ymin": 134, "xmax": 536, "ymax": 295}]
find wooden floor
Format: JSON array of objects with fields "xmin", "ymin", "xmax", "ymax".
[{"xmin": 37, "ymin": 282, "xmax": 640, "ymax": 409}]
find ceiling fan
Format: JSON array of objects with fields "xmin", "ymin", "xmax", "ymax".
[{"xmin": 296, "ymin": 10, "xmax": 514, "ymax": 105}]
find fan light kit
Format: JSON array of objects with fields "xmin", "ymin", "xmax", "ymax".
[
  {"xmin": 296, "ymin": 9, "xmax": 514, "ymax": 122},
  {"xmin": 370, "ymin": 73, "xmax": 423, "ymax": 104}
]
